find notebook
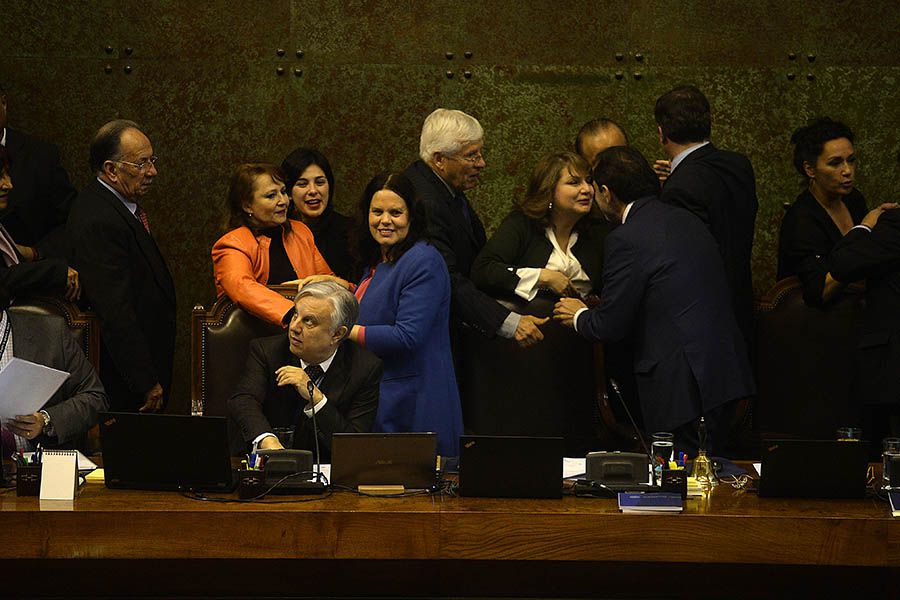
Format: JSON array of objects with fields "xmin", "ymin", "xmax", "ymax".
[
  {"xmin": 458, "ymin": 435, "xmax": 563, "ymax": 499},
  {"xmin": 757, "ymin": 439, "xmax": 869, "ymax": 499},
  {"xmin": 99, "ymin": 412, "xmax": 236, "ymax": 492},
  {"xmin": 618, "ymin": 492, "xmax": 683, "ymax": 513},
  {"xmin": 330, "ymin": 432, "xmax": 437, "ymax": 490},
  {"xmin": 39, "ymin": 449, "xmax": 78, "ymax": 501}
]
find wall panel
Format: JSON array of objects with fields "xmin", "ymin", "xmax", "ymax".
[{"xmin": 1, "ymin": 1, "xmax": 897, "ymax": 414}]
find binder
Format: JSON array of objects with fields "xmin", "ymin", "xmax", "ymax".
[{"xmin": 39, "ymin": 450, "xmax": 78, "ymax": 501}]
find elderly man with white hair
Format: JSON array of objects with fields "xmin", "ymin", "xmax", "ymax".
[{"xmin": 403, "ymin": 108, "xmax": 546, "ymax": 351}]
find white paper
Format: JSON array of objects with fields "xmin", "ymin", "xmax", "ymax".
[
  {"xmin": 753, "ymin": 462, "xmax": 761, "ymax": 476},
  {"xmin": 0, "ymin": 358, "xmax": 69, "ymax": 422},
  {"xmin": 29, "ymin": 450, "xmax": 98, "ymax": 472},
  {"xmin": 563, "ymin": 457, "xmax": 586, "ymax": 479},
  {"xmin": 39, "ymin": 450, "xmax": 78, "ymax": 501}
]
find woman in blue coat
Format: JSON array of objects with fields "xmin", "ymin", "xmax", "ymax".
[{"xmin": 349, "ymin": 171, "xmax": 463, "ymax": 456}]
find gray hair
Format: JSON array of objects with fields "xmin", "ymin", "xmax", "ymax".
[
  {"xmin": 294, "ymin": 280, "xmax": 358, "ymax": 337},
  {"xmin": 89, "ymin": 119, "xmax": 141, "ymax": 175},
  {"xmin": 419, "ymin": 108, "xmax": 484, "ymax": 163}
]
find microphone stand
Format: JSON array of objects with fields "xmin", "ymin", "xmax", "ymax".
[{"xmin": 307, "ymin": 379, "xmax": 322, "ymax": 484}]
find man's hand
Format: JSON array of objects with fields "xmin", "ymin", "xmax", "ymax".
[
  {"xmin": 514, "ymin": 315, "xmax": 548, "ymax": 348},
  {"xmin": 861, "ymin": 202, "xmax": 900, "ymax": 229},
  {"xmin": 653, "ymin": 159, "xmax": 671, "ymax": 183},
  {"xmin": 258, "ymin": 435, "xmax": 284, "ymax": 450},
  {"xmin": 7, "ymin": 412, "xmax": 44, "ymax": 440},
  {"xmin": 275, "ymin": 366, "xmax": 319, "ymax": 403},
  {"xmin": 64, "ymin": 267, "xmax": 81, "ymax": 302},
  {"xmin": 139, "ymin": 383, "xmax": 164, "ymax": 413},
  {"xmin": 553, "ymin": 297, "xmax": 588, "ymax": 329}
]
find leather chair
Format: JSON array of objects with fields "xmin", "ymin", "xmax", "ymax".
[
  {"xmin": 755, "ymin": 276, "xmax": 864, "ymax": 439},
  {"xmin": 9, "ymin": 294, "xmax": 100, "ymax": 369},
  {"xmin": 190, "ymin": 286, "xmax": 295, "ymax": 418}
]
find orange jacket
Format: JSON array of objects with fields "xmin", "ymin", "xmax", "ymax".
[{"xmin": 212, "ymin": 220, "xmax": 334, "ymax": 326}]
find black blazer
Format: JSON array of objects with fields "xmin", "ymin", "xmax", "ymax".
[
  {"xmin": 67, "ymin": 179, "xmax": 176, "ymax": 411},
  {"xmin": 471, "ymin": 209, "xmax": 607, "ymax": 298},
  {"xmin": 777, "ymin": 188, "xmax": 868, "ymax": 306},
  {"xmin": 403, "ymin": 159, "xmax": 509, "ymax": 338},
  {"xmin": 302, "ymin": 210, "xmax": 357, "ymax": 282},
  {"xmin": 2, "ymin": 128, "xmax": 76, "ymax": 259},
  {"xmin": 228, "ymin": 335, "xmax": 383, "ymax": 460},
  {"xmin": 661, "ymin": 143, "xmax": 758, "ymax": 345},
  {"xmin": 575, "ymin": 197, "xmax": 755, "ymax": 432},
  {"xmin": 0, "ymin": 226, "xmax": 68, "ymax": 297},
  {"xmin": 831, "ymin": 209, "xmax": 900, "ymax": 406}
]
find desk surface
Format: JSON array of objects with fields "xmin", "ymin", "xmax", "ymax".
[{"xmin": 2, "ymin": 473, "xmax": 898, "ymax": 598}]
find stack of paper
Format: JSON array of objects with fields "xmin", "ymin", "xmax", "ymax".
[{"xmin": 617, "ymin": 492, "xmax": 683, "ymax": 513}]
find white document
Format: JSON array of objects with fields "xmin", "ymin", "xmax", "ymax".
[
  {"xmin": 39, "ymin": 450, "xmax": 78, "ymax": 501},
  {"xmin": 28, "ymin": 450, "xmax": 98, "ymax": 472},
  {"xmin": 563, "ymin": 457, "xmax": 586, "ymax": 479},
  {"xmin": 0, "ymin": 357, "xmax": 69, "ymax": 422}
]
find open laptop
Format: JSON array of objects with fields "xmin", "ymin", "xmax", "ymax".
[
  {"xmin": 99, "ymin": 412, "xmax": 237, "ymax": 492},
  {"xmin": 459, "ymin": 435, "xmax": 563, "ymax": 499},
  {"xmin": 758, "ymin": 439, "xmax": 869, "ymax": 499},
  {"xmin": 330, "ymin": 432, "xmax": 437, "ymax": 490}
]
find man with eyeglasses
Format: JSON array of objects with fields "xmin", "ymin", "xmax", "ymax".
[
  {"xmin": 67, "ymin": 120, "xmax": 176, "ymax": 414},
  {"xmin": 404, "ymin": 109, "xmax": 547, "ymax": 354}
]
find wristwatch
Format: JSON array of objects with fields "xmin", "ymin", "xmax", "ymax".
[{"xmin": 38, "ymin": 410, "xmax": 53, "ymax": 435}]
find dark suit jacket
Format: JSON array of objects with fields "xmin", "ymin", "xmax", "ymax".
[
  {"xmin": 67, "ymin": 179, "xmax": 176, "ymax": 411},
  {"xmin": 575, "ymin": 197, "xmax": 755, "ymax": 432},
  {"xmin": 777, "ymin": 188, "xmax": 868, "ymax": 306},
  {"xmin": 302, "ymin": 210, "xmax": 358, "ymax": 282},
  {"xmin": 0, "ymin": 224, "xmax": 68, "ymax": 297},
  {"xmin": 471, "ymin": 209, "xmax": 607, "ymax": 298},
  {"xmin": 831, "ymin": 210, "xmax": 900, "ymax": 405},
  {"xmin": 403, "ymin": 159, "xmax": 509, "ymax": 338},
  {"xmin": 2, "ymin": 128, "xmax": 76, "ymax": 259},
  {"xmin": 228, "ymin": 336, "xmax": 382, "ymax": 460},
  {"xmin": 661, "ymin": 144, "xmax": 758, "ymax": 346},
  {"xmin": 9, "ymin": 310, "xmax": 108, "ymax": 449}
]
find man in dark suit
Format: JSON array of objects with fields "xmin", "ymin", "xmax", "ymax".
[
  {"xmin": 229, "ymin": 281, "xmax": 382, "ymax": 460},
  {"xmin": 0, "ymin": 83, "xmax": 76, "ymax": 260},
  {"xmin": 67, "ymin": 120, "xmax": 175, "ymax": 413},
  {"xmin": 831, "ymin": 203, "xmax": 900, "ymax": 445},
  {"xmin": 554, "ymin": 147, "xmax": 755, "ymax": 456},
  {"xmin": 403, "ymin": 108, "xmax": 546, "ymax": 349},
  {"xmin": 0, "ymin": 285, "xmax": 107, "ymax": 452},
  {"xmin": 655, "ymin": 85, "xmax": 758, "ymax": 350}
]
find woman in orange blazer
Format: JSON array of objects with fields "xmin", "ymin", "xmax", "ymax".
[{"xmin": 212, "ymin": 163, "xmax": 351, "ymax": 326}]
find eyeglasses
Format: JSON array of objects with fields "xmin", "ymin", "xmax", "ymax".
[
  {"xmin": 449, "ymin": 149, "xmax": 485, "ymax": 164},
  {"xmin": 115, "ymin": 156, "xmax": 158, "ymax": 172}
]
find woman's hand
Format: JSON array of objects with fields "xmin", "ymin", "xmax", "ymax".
[
  {"xmin": 15, "ymin": 244, "xmax": 37, "ymax": 262},
  {"xmin": 538, "ymin": 269, "xmax": 577, "ymax": 296},
  {"xmin": 293, "ymin": 274, "xmax": 353, "ymax": 291},
  {"xmin": 861, "ymin": 203, "xmax": 900, "ymax": 229}
]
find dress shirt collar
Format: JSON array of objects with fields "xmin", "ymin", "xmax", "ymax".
[
  {"xmin": 300, "ymin": 347, "xmax": 338, "ymax": 374},
  {"xmin": 97, "ymin": 177, "xmax": 138, "ymax": 216},
  {"xmin": 0, "ymin": 128, "xmax": 6, "ymax": 147},
  {"xmin": 669, "ymin": 141, "xmax": 709, "ymax": 174},
  {"xmin": 427, "ymin": 163, "xmax": 461, "ymax": 199},
  {"xmin": 621, "ymin": 202, "xmax": 636, "ymax": 224}
]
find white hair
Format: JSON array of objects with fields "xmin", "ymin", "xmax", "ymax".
[
  {"xmin": 418, "ymin": 108, "xmax": 484, "ymax": 163},
  {"xmin": 294, "ymin": 281, "xmax": 358, "ymax": 337}
]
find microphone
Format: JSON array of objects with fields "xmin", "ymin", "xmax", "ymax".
[
  {"xmin": 307, "ymin": 378, "xmax": 322, "ymax": 484},
  {"xmin": 608, "ymin": 378, "xmax": 652, "ymax": 462}
]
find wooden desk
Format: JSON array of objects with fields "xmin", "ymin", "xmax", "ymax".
[{"xmin": 1, "ymin": 478, "xmax": 898, "ymax": 598}]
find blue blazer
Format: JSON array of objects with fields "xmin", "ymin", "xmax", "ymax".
[
  {"xmin": 575, "ymin": 197, "xmax": 755, "ymax": 432},
  {"xmin": 357, "ymin": 240, "xmax": 463, "ymax": 456}
]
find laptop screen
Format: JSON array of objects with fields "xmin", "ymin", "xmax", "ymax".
[{"xmin": 330, "ymin": 432, "xmax": 437, "ymax": 489}]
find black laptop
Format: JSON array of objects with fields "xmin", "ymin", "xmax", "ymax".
[
  {"xmin": 330, "ymin": 432, "xmax": 437, "ymax": 490},
  {"xmin": 458, "ymin": 435, "xmax": 564, "ymax": 499},
  {"xmin": 758, "ymin": 439, "xmax": 869, "ymax": 499},
  {"xmin": 99, "ymin": 412, "xmax": 236, "ymax": 492}
]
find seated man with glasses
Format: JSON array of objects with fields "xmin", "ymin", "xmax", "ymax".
[{"xmin": 67, "ymin": 120, "xmax": 176, "ymax": 414}]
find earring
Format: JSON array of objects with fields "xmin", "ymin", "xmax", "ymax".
[{"xmin": 548, "ymin": 201, "xmax": 554, "ymax": 210}]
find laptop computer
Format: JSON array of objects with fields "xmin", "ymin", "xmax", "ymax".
[
  {"xmin": 330, "ymin": 432, "xmax": 437, "ymax": 490},
  {"xmin": 458, "ymin": 435, "xmax": 563, "ymax": 499},
  {"xmin": 758, "ymin": 439, "xmax": 869, "ymax": 499},
  {"xmin": 99, "ymin": 412, "xmax": 237, "ymax": 492}
]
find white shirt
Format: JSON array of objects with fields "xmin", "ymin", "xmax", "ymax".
[
  {"xmin": 512, "ymin": 227, "xmax": 592, "ymax": 301},
  {"xmin": 0, "ymin": 128, "xmax": 6, "ymax": 147},
  {"xmin": 252, "ymin": 347, "xmax": 338, "ymax": 448},
  {"xmin": 97, "ymin": 177, "xmax": 141, "ymax": 219}
]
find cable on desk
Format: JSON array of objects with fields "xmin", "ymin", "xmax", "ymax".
[{"xmin": 182, "ymin": 470, "xmax": 332, "ymax": 504}]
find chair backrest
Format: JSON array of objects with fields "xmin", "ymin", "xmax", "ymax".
[
  {"xmin": 755, "ymin": 277, "xmax": 864, "ymax": 438},
  {"xmin": 191, "ymin": 286, "xmax": 295, "ymax": 417},
  {"xmin": 9, "ymin": 294, "xmax": 100, "ymax": 369}
]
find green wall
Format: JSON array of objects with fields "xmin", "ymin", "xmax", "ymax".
[{"xmin": 2, "ymin": 1, "xmax": 898, "ymax": 413}]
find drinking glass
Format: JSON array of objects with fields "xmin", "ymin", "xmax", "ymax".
[{"xmin": 883, "ymin": 438, "xmax": 900, "ymax": 489}]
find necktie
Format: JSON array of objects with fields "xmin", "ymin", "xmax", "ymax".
[
  {"xmin": 304, "ymin": 364, "xmax": 324, "ymax": 387},
  {"xmin": 135, "ymin": 204, "xmax": 151, "ymax": 233},
  {"xmin": 456, "ymin": 193, "xmax": 474, "ymax": 237}
]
